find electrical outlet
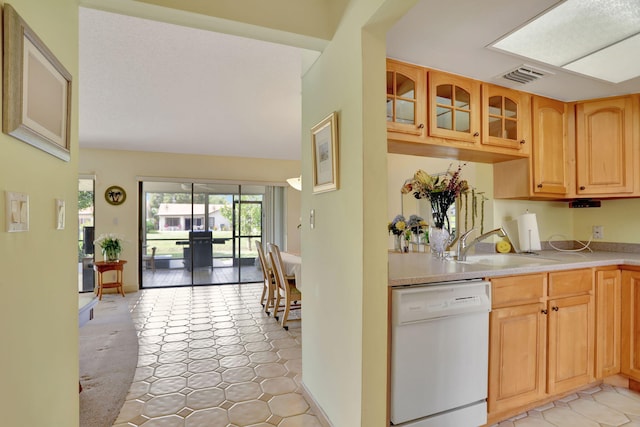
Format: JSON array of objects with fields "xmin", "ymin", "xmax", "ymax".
[{"xmin": 593, "ymin": 225, "xmax": 603, "ymax": 240}]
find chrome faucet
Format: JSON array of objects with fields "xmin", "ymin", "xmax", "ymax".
[{"xmin": 456, "ymin": 227, "xmax": 507, "ymax": 261}]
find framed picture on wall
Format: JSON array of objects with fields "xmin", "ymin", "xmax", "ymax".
[
  {"xmin": 2, "ymin": 4, "xmax": 72, "ymax": 162},
  {"xmin": 311, "ymin": 111, "xmax": 339, "ymax": 194}
]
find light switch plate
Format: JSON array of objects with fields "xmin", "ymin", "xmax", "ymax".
[{"xmin": 310, "ymin": 209, "xmax": 315, "ymax": 229}]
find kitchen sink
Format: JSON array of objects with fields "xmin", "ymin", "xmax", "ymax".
[{"xmin": 456, "ymin": 253, "xmax": 560, "ymax": 267}]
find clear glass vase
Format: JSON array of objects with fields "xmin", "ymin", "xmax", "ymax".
[
  {"xmin": 429, "ymin": 225, "xmax": 451, "ymax": 259},
  {"xmin": 394, "ymin": 234, "xmax": 402, "ymax": 252},
  {"xmin": 103, "ymin": 247, "xmax": 120, "ymax": 262}
]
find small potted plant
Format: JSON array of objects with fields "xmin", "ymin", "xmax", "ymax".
[{"xmin": 94, "ymin": 233, "xmax": 123, "ymax": 262}]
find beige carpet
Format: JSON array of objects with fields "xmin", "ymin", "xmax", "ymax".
[{"xmin": 79, "ymin": 295, "xmax": 138, "ymax": 427}]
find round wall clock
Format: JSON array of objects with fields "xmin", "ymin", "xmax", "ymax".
[{"xmin": 105, "ymin": 185, "xmax": 126, "ymax": 205}]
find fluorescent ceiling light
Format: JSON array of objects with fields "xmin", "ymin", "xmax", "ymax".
[{"xmin": 491, "ymin": 0, "xmax": 640, "ymax": 83}]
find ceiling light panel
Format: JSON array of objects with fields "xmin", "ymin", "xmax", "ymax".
[
  {"xmin": 564, "ymin": 33, "xmax": 640, "ymax": 83},
  {"xmin": 492, "ymin": 0, "xmax": 640, "ymax": 66}
]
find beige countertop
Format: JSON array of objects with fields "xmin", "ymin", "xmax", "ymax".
[{"xmin": 388, "ymin": 250, "xmax": 640, "ymax": 287}]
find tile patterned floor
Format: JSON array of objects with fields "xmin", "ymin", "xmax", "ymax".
[
  {"xmin": 491, "ymin": 384, "xmax": 640, "ymax": 427},
  {"xmin": 112, "ymin": 283, "xmax": 325, "ymax": 427},
  {"xmin": 111, "ymin": 283, "xmax": 640, "ymax": 427}
]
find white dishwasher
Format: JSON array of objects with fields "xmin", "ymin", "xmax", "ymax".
[{"xmin": 390, "ymin": 279, "xmax": 491, "ymax": 427}]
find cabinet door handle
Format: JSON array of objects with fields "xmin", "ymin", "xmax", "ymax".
[
  {"xmin": 541, "ymin": 309, "xmax": 548, "ymax": 315},
  {"xmin": 552, "ymin": 306, "xmax": 559, "ymax": 311},
  {"xmin": 418, "ymin": 123, "xmax": 425, "ymax": 129},
  {"xmin": 473, "ymin": 132, "xmax": 479, "ymax": 137},
  {"xmin": 520, "ymin": 140, "xmax": 526, "ymax": 145},
  {"xmin": 537, "ymin": 184, "xmax": 543, "ymax": 188},
  {"xmin": 579, "ymin": 186, "xmax": 586, "ymax": 190}
]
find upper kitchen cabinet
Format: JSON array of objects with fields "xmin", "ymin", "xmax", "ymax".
[
  {"xmin": 386, "ymin": 59, "xmax": 425, "ymax": 137},
  {"xmin": 531, "ymin": 96, "xmax": 570, "ymax": 196},
  {"xmin": 482, "ymin": 84, "xmax": 531, "ymax": 154},
  {"xmin": 575, "ymin": 96, "xmax": 638, "ymax": 196},
  {"xmin": 493, "ymin": 95, "xmax": 569, "ymax": 200},
  {"xmin": 427, "ymin": 70, "xmax": 480, "ymax": 145}
]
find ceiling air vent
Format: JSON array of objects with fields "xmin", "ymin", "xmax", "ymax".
[{"xmin": 502, "ymin": 65, "xmax": 549, "ymax": 84}]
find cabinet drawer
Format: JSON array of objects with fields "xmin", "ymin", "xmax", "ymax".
[
  {"xmin": 492, "ymin": 274, "xmax": 546, "ymax": 308},
  {"xmin": 548, "ymin": 269, "xmax": 592, "ymax": 297}
]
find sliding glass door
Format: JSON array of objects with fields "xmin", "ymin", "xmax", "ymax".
[{"xmin": 140, "ymin": 180, "xmax": 280, "ymax": 288}]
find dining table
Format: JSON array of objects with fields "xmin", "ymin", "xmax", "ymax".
[{"xmin": 280, "ymin": 252, "xmax": 302, "ymax": 291}]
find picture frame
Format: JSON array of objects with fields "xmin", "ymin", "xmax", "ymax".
[
  {"xmin": 55, "ymin": 199, "xmax": 65, "ymax": 230},
  {"xmin": 6, "ymin": 191, "xmax": 29, "ymax": 232},
  {"xmin": 105, "ymin": 185, "xmax": 127, "ymax": 206},
  {"xmin": 311, "ymin": 112, "xmax": 339, "ymax": 193},
  {"xmin": 2, "ymin": 4, "xmax": 72, "ymax": 162}
]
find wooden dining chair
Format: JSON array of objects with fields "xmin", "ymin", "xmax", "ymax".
[
  {"xmin": 143, "ymin": 246, "xmax": 157, "ymax": 273},
  {"xmin": 256, "ymin": 240, "xmax": 275, "ymax": 314},
  {"xmin": 268, "ymin": 243, "xmax": 301, "ymax": 330}
]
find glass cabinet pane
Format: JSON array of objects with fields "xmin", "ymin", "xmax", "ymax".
[
  {"xmin": 455, "ymin": 110, "xmax": 470, "ymax": 132},
  {"xmin": 454, "ymin": 87, "xmax": 470, "ymax": 109},
  {"xmin": 489, "ymin": 96, "xmax": 502, "ymax": 116},
  {"xmin": 396, "ymin": 100, "xmax": 415, "ymax": 124},
  {"xmin": 436, "ymin": 84, "xmax": 453, "ymax": 106},
  {"xmin": 437, "ymin": 106, "xmax": 453, "ymax": 130},
  {"xmin": 505, "ymin": 98, "xmax": 517, "ymax": 118},
  {"xmin": 386, "ymin": 98, "xmax": 393, "ymax": 121},
  {"xmin": 396, "ymin": 74, "xmax": 415, "ymax": 99},
  {"xmin": 505, "ymin": 119, "xmax": 517, "ymax": 140},
  {"xmin": 488, "ymin": 116, "xmax": 502, "ymax": 137}
]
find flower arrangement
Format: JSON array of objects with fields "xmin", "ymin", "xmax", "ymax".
[
  {"xmin": 407, "ymin": 214, "xmax": 428, "ymax": 235},
  {"xmin": 388, "ymin": 214, "xmax": 406, "ymax": 236},
  {"xmin": 401, "ymin": 164, "xmax": 469, "ymax": 230},
  {"xmin": 94, "ymin": 233, "xmax": 123, "ymax": 261}
]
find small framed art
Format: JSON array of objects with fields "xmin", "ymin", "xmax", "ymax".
[
  {"xmin": 311, "ymin": 112, "xmax": 339, "ymax": 194},
  {"xmin": 2, "ymin": 4, "xmax": 72, "ymax": 161}
]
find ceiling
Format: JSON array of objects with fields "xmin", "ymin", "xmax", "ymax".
[
  {"xmin": 79, "ymin": 0, "xmax": 640, "ymax": 159},
  {"xmin": 79, "ymin": 7, "xmax": 315, "ymax": 160},
  {"xmin": 386, "ymin": 0, "xmax": 640, "ymax": 102}
]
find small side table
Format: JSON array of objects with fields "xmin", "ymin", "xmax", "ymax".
[{"xmin": 93, "ymin": 260, "xmax": 127, "ymax": 300}]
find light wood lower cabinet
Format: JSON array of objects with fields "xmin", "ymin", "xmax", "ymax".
[
  {"xmin": 488, "ymin": 269, "xmax": 594, "ymax": 422},
  {"xmin": 595, "ymin": 268, "xmax": 621, "ymax": 378},
  {"xmin": 621, "ymin": 268, "xmax": 640, "ymax": 379},
  {"xmin": 547, "ymin": 293, "xmax": 594, "ymax": 394},
  {"xmin": 488, "ymin": 302, "xmax": 547, "ymax": 414}
]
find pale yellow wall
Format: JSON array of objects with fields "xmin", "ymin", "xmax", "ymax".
[
  {"xmin": 301, "ymin": 1, "xmax": 415, "ymax": 426},
  {"xmin": 79, "ymin": 148, "xmax": 301, "ymax": 292},
  {"xmin": 82, "ymin": 0, "xmax": 333, "ymax": 52},
  {"xmin": 0, "ymin": 0, "xmax": 80, "ymax": 425},
  {"xmin": 493, "ymin": 199, "xmax": 573, "ymax": 244},
  {"xmin": 136, "ymin": 0, "xmax": 338, "ymax": 42},
  {"xmin": 572, "ymin": 198, "xmax": 640, "ymax": 243}
]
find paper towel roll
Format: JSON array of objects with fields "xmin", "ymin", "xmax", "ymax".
[{"xmin": 517, "ymin": 212, "xmax": 541, "ymax": 252}]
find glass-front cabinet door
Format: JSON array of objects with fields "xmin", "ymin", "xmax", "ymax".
[
  {"xmin": 482, "ymin": 84, "xmax": 529, "ymax": 151},
  {"xmin": 386, "ymin": 59, "xmax": 425, "ymax": 136},
  {"xmin": 427, "ymin": 70, "xmax": 480, "ymax": 144}
]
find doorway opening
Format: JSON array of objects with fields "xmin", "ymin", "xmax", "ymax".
[
  {"xmin": 140, "ymin": 181, "xmax": 285, "ymax": 288},
  {"xmin": 78, "ymin": 177, "xmax": 95, "ymax": 293}
]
